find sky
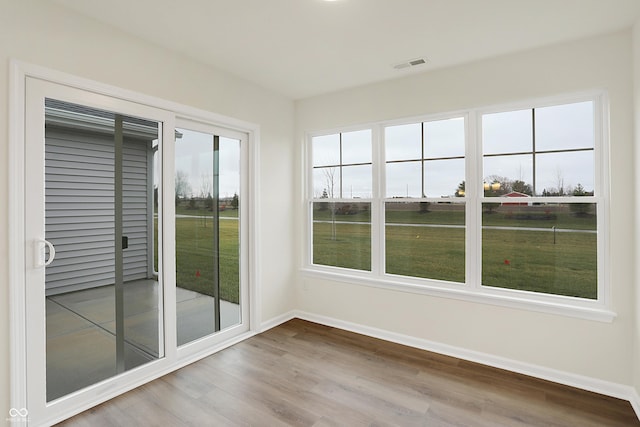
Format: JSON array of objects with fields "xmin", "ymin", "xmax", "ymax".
[
  {"xmin": 312, "ymin": 101, "xmax": 595, "ymax": 199},
  {"xmin": 174, "ymin": 128, "xmax": 240, "ymax": 199}
]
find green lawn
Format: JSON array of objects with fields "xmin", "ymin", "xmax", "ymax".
[
  {"xmin": 311, "ymin": 203, "xmax": 597, "ymax": 299},
  {"xmin": 385, "ymin": 225, "xmax": 465, "ymax": 282},
  {"xmin": 313, "ymin": 222, "xmax": 371, "ymax": 271},
  {"xmin": 156, "ymin": 216, "xmax": 240, "ymax": 304},
  {"xmin": 163, "ymin": 202, "xmax": 597, "ymax": 304},
  {"xmin": 482, "ymin": 228, "xmax": 596, "ymax": 299}
]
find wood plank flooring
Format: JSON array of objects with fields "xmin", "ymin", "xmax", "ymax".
[{"xmin": 57, "ymin": 319, "xmax": 639, "ymax": 426}]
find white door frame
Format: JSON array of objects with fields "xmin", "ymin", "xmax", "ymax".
[{"xmin": 9, "ymin": 60, "xmax": 262, "ymax": 426}]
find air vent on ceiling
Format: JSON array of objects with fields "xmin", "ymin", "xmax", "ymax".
[{"xmin": 393, "ymin": 57, "xmax": 428, "ymax": 70}]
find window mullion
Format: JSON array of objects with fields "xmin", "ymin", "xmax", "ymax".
[
  {"xmin": 371, "ymin": 124, "xmax": 383, "ymax": 276},
  {"xmin": 467, "ymin": 111, "xmax": 482, "ymax": 291}
]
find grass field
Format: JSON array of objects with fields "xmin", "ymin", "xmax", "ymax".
[
  {"xmin": 482, "ymin": 228, "xmax": 596, "ymax": 298},
  {"xmin": 167, "ymin": 202, "xmax": 597, "ymax": 304},
  {"xmin": 312, "ymin": 202, "xmax": 597, "ymax": 299},
  {"xmin": 174, "ymin": 216, "xmax": 240, "ymax": 304}
]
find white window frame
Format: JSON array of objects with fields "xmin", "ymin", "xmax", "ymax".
[{"xmin": 302, "ymin": 91, "xmax": 614, "ymax": 322}]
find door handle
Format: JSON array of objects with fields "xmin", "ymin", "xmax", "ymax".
[{"xmin": 40, "ymin": 239, "xmax": 56, "ymax": 267}]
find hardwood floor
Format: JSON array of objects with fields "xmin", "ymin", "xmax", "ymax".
[{"xmin": 57, "ymin": 319, "xmax": 639, "ymax": 426}]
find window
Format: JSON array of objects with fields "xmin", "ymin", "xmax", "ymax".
[
  {"xmin": 385, "ymin": 118, "xmax": 466, "ymax": 282},
  {"xmin": 305, "ymin": 94, "xmax": 609, "ymax": 319},
  {"xmin": 311, "ymin": 130, "xmax": 372, "ymax": 271},
  {"xmin": 481, "ymin": 101, "xmax": 598, "ymax": 299}
]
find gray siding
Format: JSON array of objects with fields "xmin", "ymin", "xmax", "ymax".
[{"xmin": 45, "ymin": 126, "xmax": 152, "ymax": 295}]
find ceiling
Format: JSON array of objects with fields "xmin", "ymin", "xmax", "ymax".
[{"xmin": 52, "ymin": 0, "xmax": 640, "ymax": 100}]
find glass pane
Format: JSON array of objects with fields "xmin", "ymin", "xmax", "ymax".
[
  {"xmin": 342, "ymin": 129, "xmax": 372, "ymax": 164},
  {"xmin": 482, "ymin": 202, "xmax": 597, "ymax": 298},
  {"xmin": 45, "ymin": 99, "xmax": 162, "ymax": 401},
  {"xmin": 385, "ymin": 202, "xmax": 465, "ymax": 282},
  {"xmin": 386, "ymin": 161, "xmax": 422, "ymax": 198},
  {"xmin": 385, "ymin": 123, "xmax": 421, "ymax": 161},
  {"xmin": 342, "ymin": 164, "xmax": 372, "ymax": 198},
  {"xmin": 483, "ymin": 154, "xmax": 533, "ymax": 194},
  {"xmin": 312, "ymin": 202, "xmax": 371, "ymax": 271},
  {"xmin": 312, "ymin": 133, "xmax": 340, "ymax": 166},
  {"xmin": 483, "ymin": 109, "xmax": 532, "ymax": 154},
  {"xmin": 535, "ymin": 101, "xmax": 594, "ymax": 151},
  {"xmin": 175, "ymin": 128, "xmax": 241, "ymax": 346},
  {"xmin": 424, "ymin": 158, "xmax": 464, "ymax": 198},
  {"xmin": 536, "ymin": 151, "xmax": 594, "ymax": 196},
  {"xmin": 424, "ymin": 117, "xmax": 465, "ymax": 158},
  {"xmin": 313, "ymin": 166, "xmax": 340, "ymax": 199}
]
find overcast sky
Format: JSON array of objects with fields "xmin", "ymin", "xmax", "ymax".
[
  {"xmin": 174, "ymin": 128, "xmax": 240, "ymax": 199},
  {"xmin": 312, "ymin": 101, "xmax": 595, "ymax": 199}
]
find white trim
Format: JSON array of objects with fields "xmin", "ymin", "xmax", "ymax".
[
  {"xmin": 630, "ymin": 388, "xmax": 640, "ymax": 421},
  {"xmin": 300, "ymin": 268, "xmax": 616, "ymax": 322},
  {"xmin": 9, "ymin": 58, "xmax": 28, "ymax": 422},
  {"xmin": 260, "ymin": 311, "xmax": 297, "ymax": 331},
  {"xmin": 9, "ymin": 59, "xmax": 262, "ymax": 426},
  {"xmin": 292, "ymin": 311, "xmax": 637, "ymax": 408}
]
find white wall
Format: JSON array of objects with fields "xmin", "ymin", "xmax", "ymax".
[
  {"xmin": 0, "ymin": 0, "xmax": 296, "ymax": 417},
  {"xmin": 633, "ymin": 21, "xmax": 640, "ymax": 401},
  {"xmin": 296, "ymin": 31, "xmax": 635, "ymax": 387}
]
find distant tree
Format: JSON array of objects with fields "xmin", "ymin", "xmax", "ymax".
[
  {"xmin": 318, "ymin": 188, "xmax": 329, "ymax": 211},
  {"xmin": 483, "ymin": 178, "xmax": 505, "ymax": 214},
  {"xmin": 455, "ymin": 181, "xmax": 465, "ymax": 197},
  {"xmin": 511, "ymin": 180, "xmax": 533, "ymax": 196},
  {"xmin": 569, "ymin": 183, "xmax": 592, "ymax": 216},
  {"xmin": 204, "ymin": 194, "xmax": 213, "ymax": 210},
  {"xmin": 231, "ymin": 193, "xmax": 239, "ymax": 210},
  {"xmin": 175, "ymin": 170, "xmax": 191, "ymax": 202},
  {"xmin": 323, "ymin": 168, "xmax": 338, "ymax": 240}
]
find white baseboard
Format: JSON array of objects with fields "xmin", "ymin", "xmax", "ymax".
[
  {"xmin": 260, "ymin": 309, "xmax": 639, "ymax": 417},
  {"xmin": 630, "ymin": 388, "xmax": 640, "ymax": 421},
  {"xmin": 260, "ymin": 310, "xmax": 296, "ymax": 332}
]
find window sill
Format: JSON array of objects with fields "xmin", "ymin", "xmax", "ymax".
[{"xmin": 300, "ymin": 267, "xmax": 616, "ymax": 323}]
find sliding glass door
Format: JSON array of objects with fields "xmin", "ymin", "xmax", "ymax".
[
  {"xmin": 174, "ymin": 124, "xmax": 244, "ymax": 346},
  {"xmin": 20, "ymin": 74, "xmax": 251, "ymax": 424},
  {"xmin": 42, "ymin": 98, "xmax": 164, "ymax": 401},
  {"xmin": 24, "ymin": 78, "xmax": 174, "ymax": 422}
]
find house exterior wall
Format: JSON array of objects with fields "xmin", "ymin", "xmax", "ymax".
[
  {"xmin": 44, "ymin": 125, "xmax": 153, "ymax": 295},
  {"xmin": 0, "ymin": 0, "xmax": 296, "ymax": 418},
  {"xmin": 295, "ymin": 31, "xmax": 635, "ymax": 388}
]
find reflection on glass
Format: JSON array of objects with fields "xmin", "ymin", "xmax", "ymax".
[
  {"xmin": 386, "ymin": 161, "xmax": 422, "ymax": 198},
  {"xmin": 385, "ymin": 202, "xmax": 465, "ymax": 282},
  {"xmin": 175, "ymin": 128, "xmax": 241, "ymax": 346},
  {"xmin": 535, "ymin": 101, "xmax": 594, "ymax": 151},
  {"xmin": 312, "ymin": 134, "xmax": 340, "ymax": 166},
  {"xmin": 536, "ymin": 151, "xmax": 594, "ymax": 196},
  {"xmin": 482, "ymin": 202, "xmax": 597, "ymax": 298},
  {"xmin": 424, "ymin": 158, "xmax": 464, "ymax": 197},
  {"xmin": 483, "ymin": 154, "xmax": 533, "ymax": 190},
  {"xmin": 424, "ymin": 117, "xmax": 465, "ymax": 158},
  {"xmin": 385, "ymin": 123, "xmax": 421, "ymax": 161},
  {"xmin": 483, "ymin": 109, "xmax": 532, "ymax": 154},
  {"xmin": 342, "ymin": 129, "xmax": 372, "ymax": 164},
  {"xmin": 44, "ymin": 99, "xmax": 162, "ymax": 401},
  {"xmin": 342, "ymin": 164, "xmax": 372, "ymax": 198},
  {"xmin": 312, "ymin": 202, "xmax": 371, "ymax": 271}
]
